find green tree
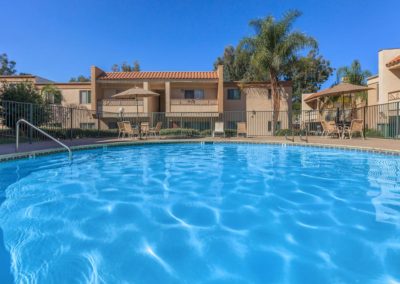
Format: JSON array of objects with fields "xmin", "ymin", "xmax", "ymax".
[
  {"xmin": 133, "ymin": 60, "xmax": 140, "ymax": 72},
  {"xmin": 111, "ymin": 60, "xmax": 141, "ymax": 72},
  {"xmin": 40, "ymin": 84, "xmax": 62, "ymax": 104},
  {"xmin": 336, "ymin": 60, "xmax": 372, "ymax": 103},
  {"xmin": 242, "ymin": 10, "xmax": 317, "ymax": 132},
  {"xmin": 336, "ymin": 60, "xmax": 371, "ymax": 86},
  {"xmin": 285, "ymin": 50, "xmax": 334, "ymax": 110},
  {"xmin": 0, "ymin": 81, "xmax": 50, "ymax": 127},
  {"xmin": 0, "ymin": 53, "xmax": 16, "ymax": 75},
  {"xmin": 69, "ymin": 75, "xmax": 90, "ymax": 82},
  {"xmin": 214, "ymin": 45, "xmax": 253, "ymax": 81}
]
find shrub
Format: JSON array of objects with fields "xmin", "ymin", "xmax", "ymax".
[
  {"xmin": 0, "ymin": 82, "xmax": 51, "ymax": 128},
  {"xmin": 365, "ymin": 129, "xmax": 384, "ymax": 138},
  {"xmin": 200, "ymin": 128, "xmax": 237, "ymax": 137},
  {"xmin": 41, "ymin": 127, "xmax": 117, "ymax": 139},
  {"xmin": 224, "ymin": 128, "xmax": 237, "ymax": 137},
  {"xmin": 275, "ymin": 129, "xmax": 292, "ymax": 136},
  {"xmin": 200, "ymin": 129, "xmax": 212, "ymax": 137},
  {"xmin": 159, "ymin": 128, "xmax": 200, "ymax": 137}
]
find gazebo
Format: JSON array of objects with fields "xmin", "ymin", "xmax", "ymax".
[{"xmin": 304, "ymin": 82, "xmax": 374, "ymax": 122}]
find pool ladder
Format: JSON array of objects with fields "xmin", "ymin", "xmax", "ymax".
[{"xmin": 16, "ymin": 119, "xmax": 72, "ymax": 160}]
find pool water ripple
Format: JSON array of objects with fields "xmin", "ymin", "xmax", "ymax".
[{"xmin": 0, "ymin": 143, "xmax": 399, "ymax": 283}]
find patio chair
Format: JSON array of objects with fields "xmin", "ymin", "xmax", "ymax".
[
  {"xmin": 342, "ymin": 119, "xmax": 364, "ymax": 139},
  {"xmin": 321, "ymin": 120, "xmax": 341, "ymax": 138},
  {"xmin": 213, "ymin": 122, "xmax": 225, "ymax": 138},
  {"xmin": 237, "ymin": 122, "xmax": 247, "ymax": 137},
  {"xmin": 117, "ymin": 121, "xmax": 126, "ymax": 138},
  {"xmin": 141, "ymin": 122, "xmax": 150, "ymax": 138},
  {"xmin": 149, "ymin": 122, "xmax": 162, "ymax": 137},
  {"xmin": 123, "ymin": 121, "xmax": 139, "ymax": 138}
]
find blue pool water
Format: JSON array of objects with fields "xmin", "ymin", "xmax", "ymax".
[{"xmin": 0, "ymin": 143, "xmax": 400, "ymax": 283}]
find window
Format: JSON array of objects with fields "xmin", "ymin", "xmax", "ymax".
[
  {"xmin": 184, "ymin": 89, "xmax": 204, "ymax": 99},
  {"xmin": 194, "ymin": 89, "xmax": 204, "ymax": 99},
  {"xmin": 227, "ymin": 89, "xmax": 241, "ymax": 100},
  {"xmin": 184, "ymin": 90, "xmax": 194, "ymax": 99},
  {"xmin": 80, "ymin": 90, "xmax": 91, "ymax": 104},
  {"xmin": 80, "ymin": 123, "xmax": 95, "ymax": 129},
  {"xmin": 268, "ymin": 89, "xmax": 272, "ymax": 100}
]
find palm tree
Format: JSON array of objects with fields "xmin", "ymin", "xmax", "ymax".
[
  {"xmin": 336, "ymin": 60, "xmax": 372, "ymax": 105},
  {"xmin": 241, "ymin": 10, "xmax": 317, "ymax": 133}
]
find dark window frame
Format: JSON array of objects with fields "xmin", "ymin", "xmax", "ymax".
[{"xmin": 227, "ymin": 89, "xmax": 241, "ymax": 100}]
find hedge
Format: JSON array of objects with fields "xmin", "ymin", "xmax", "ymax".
[{"xmin": 159, "ymin": 128, "xmax": 200, "ymax": 137}]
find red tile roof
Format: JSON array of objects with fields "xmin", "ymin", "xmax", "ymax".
[
  {"xmin": 98, "ymin": 71, "xmax": 219, "ymax": 80},
  {"xmin": 386, "ymin": 55, "xmax": 400, "ymax": 67}
]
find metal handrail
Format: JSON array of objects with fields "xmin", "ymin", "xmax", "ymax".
[{"xmin": 16, "ymin": 119, "xmax": 72, "ymax": 160}]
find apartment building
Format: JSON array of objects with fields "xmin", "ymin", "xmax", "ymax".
[
  {"xmin": 367, "ymin": 48, "xmax": 400, "ymax": 106},
  {"xmin": 0, "ymin": 65, "xmax": 292, "ymax": 135}
]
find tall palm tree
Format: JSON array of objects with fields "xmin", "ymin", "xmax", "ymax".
[
  {"xmin": 241, "ymin": 10, "xmax": 317, "ymax": 133},
  {"xmin": 336, "ymin": 60, "xmax": 372, "ymax": 105},
  {"xmin": 336, "ymin": 60, "xmax": 371, "ymax": 86}
]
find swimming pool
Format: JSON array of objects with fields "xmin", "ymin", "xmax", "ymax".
[{"xmin": 0, "ymin": 143, "xmax": 399, "ymax": 283}]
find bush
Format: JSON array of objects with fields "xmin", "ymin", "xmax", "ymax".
[
  {"xmin": 41, "ymin": 127, "xmax": 117, "ymax": 139},
  {"xmin": 0, "ymin": 82, "xmax": 51, "ymax": 128},
  {"xmin": 365, "ymin": 129, "xmax": 384, "ymax": 138},
  {"xmin": 275, "ymin": 129, "xmax": 292, "ymax": 136},
  {"xmin": 200, "ymin": 129, "xmax": 212, "ymax": 137},
  {"xmin": 224, "ymin": 128, "xmax": 237, "ymax": 137},
  {"xmin": 159, "ymin": 128, "xmax": 200, "ymax": 137}
]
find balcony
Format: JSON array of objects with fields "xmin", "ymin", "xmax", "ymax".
[
  {"xmin": 98, "ymin": 99, "xmax": 145, "ymax": 117},
  {"xmin": 170, "ymin": 99, "xmax": 218, "ymax": 114}
]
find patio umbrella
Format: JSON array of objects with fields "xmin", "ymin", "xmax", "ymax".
[
  {"xmin": 112, "ymin": 87, "xmax": 159, "ymax": 119},
  {"xmin": 112, "ymin": 87, "xmax": 159, "ymax": 137}
]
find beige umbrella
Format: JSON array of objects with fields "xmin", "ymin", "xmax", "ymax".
[
  {"xmin": 112, "ymin": 87, "xmax": 159, "ymax": 138},
  {"xmin": 112, "ymin": 87, "xmax": 159, "ymax": 118}
]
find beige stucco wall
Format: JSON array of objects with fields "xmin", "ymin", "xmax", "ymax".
[
  {"xmin": 244, "ymin": 85, "xmax": 292, "ymax": 136},
  {"xmin": 377, "ymin": 49, "xmax": 400, "ymax": 104},
  {"xmin": 244, "ymin": 86, "xmax": 291, "ymax": 112},
  {"xmin": 367, "ymin": 76, "xmax": 379, "ymax": 106}
]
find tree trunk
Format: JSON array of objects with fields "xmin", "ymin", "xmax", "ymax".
[{"xmin": 270, "ymin": 72, "xmax": 280, "ymax": 135}]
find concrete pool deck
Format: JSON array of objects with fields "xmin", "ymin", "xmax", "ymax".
[{"xmin": 0, "ymin": 136, "xmax": 400, "ymax": 161}]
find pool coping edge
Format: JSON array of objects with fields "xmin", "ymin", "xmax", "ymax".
[{"xmin": 1, "ymin": 139, "xmax": 400, "ymax": 162}]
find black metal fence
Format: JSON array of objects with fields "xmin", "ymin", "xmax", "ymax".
[{"xmin": 0, "ymin": 100, "xmax": 399, "ymax": 144}]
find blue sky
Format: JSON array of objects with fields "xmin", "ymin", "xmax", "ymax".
[{"xmin": 2, "ymin": 0, "xmax": 400, "ymax": 87}]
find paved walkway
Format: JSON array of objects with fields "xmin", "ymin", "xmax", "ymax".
[{"xmin": 1, "ymin": 136, "xmax": 400, "ymax": 157}]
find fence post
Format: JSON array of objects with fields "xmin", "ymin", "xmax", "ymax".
[
  {"xmin": 29, "ymin": 103, "xmax": 33, "ymax": 144},
  {"xmin": 97, "ymin": 111, "xmax": 100, "ymax": 137},
  {"xmin": 363, "ymin": 106, "xmax": 366, "ymax": 138},
  {"xmin": 70, "ymin": 108, "xmax": 73, "ymax": 140},
  {"xmin": 397, "ymin": 102, "xmax": 400, "ymax": 139}
]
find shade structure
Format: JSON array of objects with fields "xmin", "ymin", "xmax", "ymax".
[
  {"xmin": 304, "ymin": 83, "xmax": 374, "ymax": 102},
  {"xmin": 112, "ymin": 87, "xmax": 160, "ymax": 99}
]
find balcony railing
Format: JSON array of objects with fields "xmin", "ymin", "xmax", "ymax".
[
  {"xmin": 100, "ymin": 99, "xmax": 144, "ymax": 106},
  {"xmin": 388, "ymin": 90, "xmax": 400, "ymax": 102},
  {"xmin": 170, "ymin": 99, "xmax": 218, "ymax": 105},
  {"xmin": 98, "ymin": 99, "xmax": 145, "ymax": 116}
]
